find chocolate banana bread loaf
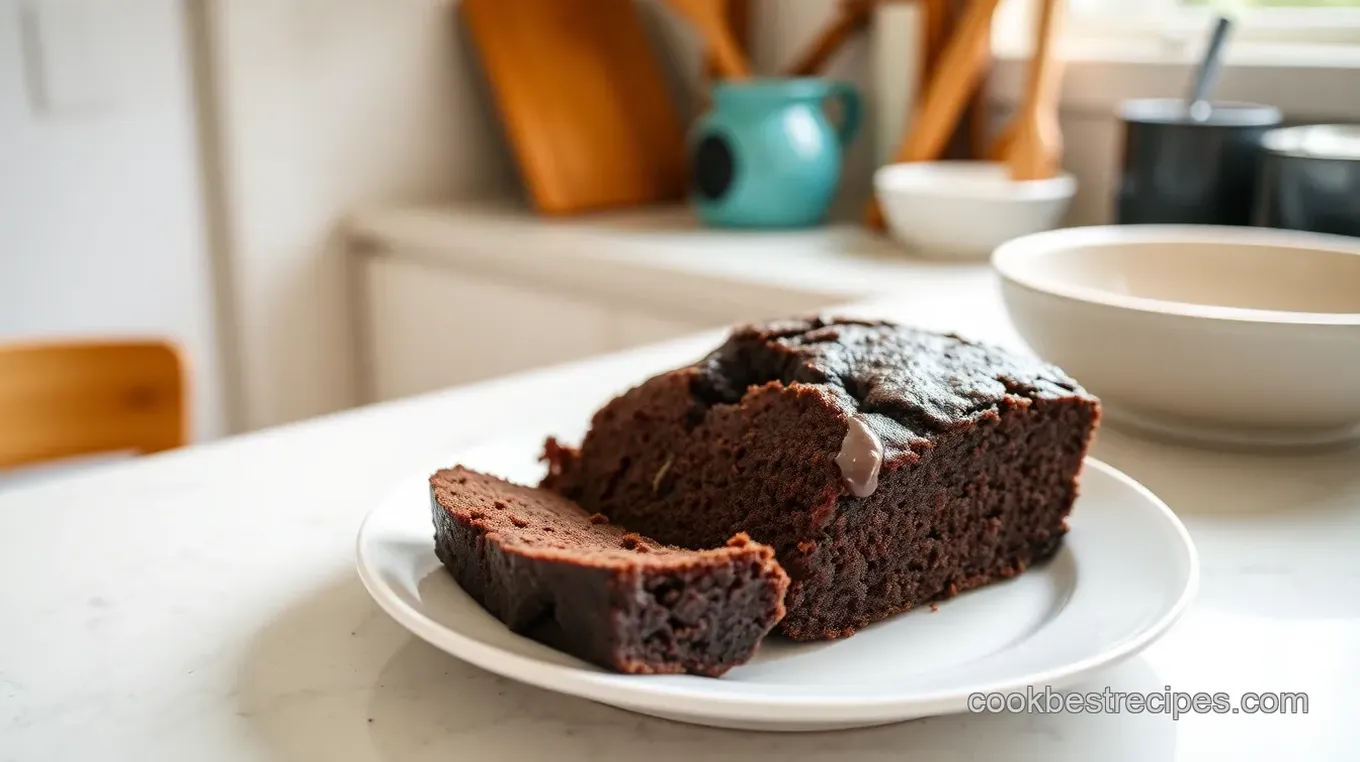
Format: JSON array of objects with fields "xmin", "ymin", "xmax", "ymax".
[
  {"xmin": 542, "ymin": 317, "xmax": 1100, "ymax": 641},
  {"xmin": 430, "ymin": 466, "xmax": 789, "ymax": 676}
]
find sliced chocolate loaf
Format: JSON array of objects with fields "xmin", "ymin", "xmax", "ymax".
[
  {"xmin": 542, "ymin": 317, "xmax": 1101, "ymax": 641},
  {"xmin": 430, "ymin": 466, "xmax": 789, "ymax": 676}
]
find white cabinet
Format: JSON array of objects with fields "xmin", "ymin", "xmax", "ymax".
[
  {"xmin": 363, "ymin": 258, "xmax": 613, "ymax": 401},
  {"xmin": 360, "ymin": 257, "xmax": 712, "ymax": 402},
  {"xmin": 349, "ymin": 202, "xmax": 884, "ymax": 404}
]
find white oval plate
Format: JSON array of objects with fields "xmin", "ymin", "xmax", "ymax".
[{"xmin": 356, "ymin": 434, "xmax": 1199, "ymax": 732}]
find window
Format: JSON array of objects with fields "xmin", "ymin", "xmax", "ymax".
[
  {"xmin": 989, "ymin": 0, "xmax": 1360, "ymax": 121},
  {"xmin": 1061, "ymin": 0, "xmax": 1360, "ymax": 47},
  {"xmin": 1182, "ymin": 0, "xmax": 1360, "ymax": 5}
]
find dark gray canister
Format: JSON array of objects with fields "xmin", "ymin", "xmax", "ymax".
[
  {"xmin": 1116, "ymin": 99, "xmax": 1283, "ymax": 226},
  {"xmin": 1255, "ymin": 124, "xmax": 1360, "ymax": 238}
]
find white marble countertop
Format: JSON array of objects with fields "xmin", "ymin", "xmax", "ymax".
[
  {"xmin": 4, "ymin": 280, "xmax": 1360, "ymax": 760},
  {"xmin": 346, "ymin": 200, "xmax": 993, "ymax": 319}
]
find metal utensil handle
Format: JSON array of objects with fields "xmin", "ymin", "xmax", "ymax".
[{"xmin": 1187, "ymin": 16, "xmax": 1234, "ymax": 108}]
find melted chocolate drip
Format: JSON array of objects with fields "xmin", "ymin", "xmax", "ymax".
[{"xmin": 835, "ymin": 415, "xmax": 883, "ymax": 498}]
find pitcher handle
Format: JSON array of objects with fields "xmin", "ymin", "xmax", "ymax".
[{"xmin": 828, "ymin": 82, "xmax": 863, "ymax": 147}]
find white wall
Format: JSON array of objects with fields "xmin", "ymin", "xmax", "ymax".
[
  {"xmin": 0, "ymin": 0, "xmax": 225, "ymax": 439},
  {"xmin": 203, "ymin": 0, "xmax": 518, "ymax": 432}
]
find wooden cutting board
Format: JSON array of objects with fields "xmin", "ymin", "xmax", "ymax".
[{"xmin": 462, "ymin": 0, "xmax": 690, "ymax": 215}]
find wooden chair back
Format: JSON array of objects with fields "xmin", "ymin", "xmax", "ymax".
[{"xmin": 0, "ymin": 340, "xmax": 188, "ymax": 469}]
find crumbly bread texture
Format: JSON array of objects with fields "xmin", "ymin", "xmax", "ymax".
[
  {"xmin": 430, "ymin": 466, "xmax": 789, "ymax": 676},
  {"xmin": 542, "ymin": 317, "xmax": 1101, "ymax": 640}
]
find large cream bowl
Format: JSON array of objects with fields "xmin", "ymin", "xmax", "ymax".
[{"xmin": 993, "ymin": 225, "xmax": 1360, "ymax": 448}]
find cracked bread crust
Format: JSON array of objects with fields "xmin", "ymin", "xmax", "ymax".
[{"xmin": 542, "ymin": 317, "xmax": 1101, "ymax": 640}]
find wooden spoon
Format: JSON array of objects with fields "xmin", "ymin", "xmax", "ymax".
[
  {"xmin": 891, "ymin": 0, "xmax": 1000, "ymax": 163},
  {"xmin": 865, "ymin": 0, "xmax": 1002, "ymax": 228},
  {"xmin": 785, "ymin": 0, "xmax": 876, "ymax": 77},
  {"xmin": 665, "ymin": 0, "xmax": 752, "ymax": 79},
  {"xmin": 703, "ymin": 0, "xmax": 752, "ymax": 80},
  {"xmin": 1001, "ymin": 0, "xmax": 1066, "ymax": 180},
  {"xmin": 920, "ymin": 0, "xmax": 952, "ymax": 88}
]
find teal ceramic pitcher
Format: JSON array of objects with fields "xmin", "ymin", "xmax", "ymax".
[{"xmin": 689, "ymin": 78, "xmax": 862, "ymax": 228}]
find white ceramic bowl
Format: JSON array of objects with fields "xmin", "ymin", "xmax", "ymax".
[
  {"xmin": 874, "ymin": 161, "xmax": 1076, "ymax": 260},
  {"xmin": 993, "ymin": 225, "xmax": 1360, "ymax": 448}
]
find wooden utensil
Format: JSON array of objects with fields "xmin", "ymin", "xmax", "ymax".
[
  {"xmin": 703, "ymin": 0, "xmax": 752, "ymax": 80},
  {"xmin": 997, "ymin": 0, "xmax": 1067, "ymax": 180},
  {"xmin": 665, "ymin": 0, "xmax": 752, "ymax": 79},
  {"xmin": 922, "ymin": 0, "xmax": 992, "ymax": 158},
  {"xmin": 920, "ymin": 0, "xmax": 952, "ymax": 89},
  {"xmin": 970, "ymin": 18, "xmax": 993, "ymax": 156},
  {"xmin": 865, "ymin": 0, "xmax": 1002, "ymax": 228},
  {"xmin": 461, "ymin": 0, "xmax": 690, "ymax": 214},
  {"xmin": 785, "ymin": 0, "xmax": 876, "ymax": 77}
]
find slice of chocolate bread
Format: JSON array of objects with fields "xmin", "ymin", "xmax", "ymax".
[
  {"xmin": 430, "ymin": 466, "xmax": 789, "ymax": 676},
  {"xmin": 542, "ymin": 317, "xmax": 1101, "ymax": 641}
]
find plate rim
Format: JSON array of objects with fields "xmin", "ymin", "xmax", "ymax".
[{"xmin": 355, "ymin": 454, "xmax": 1200, "ymax": 724}]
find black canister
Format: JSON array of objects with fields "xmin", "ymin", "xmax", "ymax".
[
  {"xmin": 1255, "ymin": 124, "xmax": 1360, "ymax": 238},
  {"xmin": 1116, "ymin": 99, "xmax": 1282, "ymax": 225}
]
